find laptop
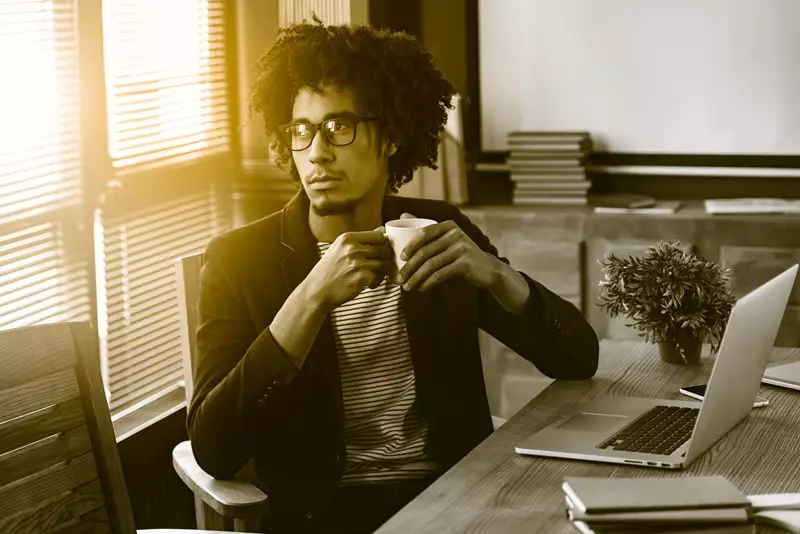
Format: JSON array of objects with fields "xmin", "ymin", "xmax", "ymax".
[
  {"xmin": 515, "ymin": 264, "xmax": 798, "ymax": 470},
  {"xmin": 763, "ymin": 361, "xmax": 800, "ymax": 391}
]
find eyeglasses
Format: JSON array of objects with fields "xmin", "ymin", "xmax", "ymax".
[{"xmin": 279, "ymin": 116, "xmax": 379, "ymax": 151}]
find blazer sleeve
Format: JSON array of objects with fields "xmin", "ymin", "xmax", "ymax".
[
  {"xmin": 187, "ymin": 235, "xmax": 301, "ymax": 479},
  {"xmin": 449, "ymin": 206, "xmax": 599, "ymax": 380}
]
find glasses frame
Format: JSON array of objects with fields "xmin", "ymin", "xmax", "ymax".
[{"xmin": 279, "ymin": 116, "xmax": 380, "ymax": 151}]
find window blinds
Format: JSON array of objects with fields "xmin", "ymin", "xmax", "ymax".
[
  {"xmin": 99, "ymin": 0, "xmax": 232, "ymax": 416},
  {"xmin": 100, "ymin": 188, "xmax": 225, "ymax": 416},
  {"xmin": 102, "ymin": 0, "xmax": 230, "ymax": 174},
  {"xmin": 0, "ymin": 0, "xmax": 91, "ymax": 330}
]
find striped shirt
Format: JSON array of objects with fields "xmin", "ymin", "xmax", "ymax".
[{"xmin": 317, "ymin": 242, "xmax": 440, "ymax": 486}]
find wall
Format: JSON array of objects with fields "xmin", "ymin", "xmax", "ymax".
[
  {"xmin": 479, "ymin": 0, "xmax": 800, "ymax": 154},
  {"xmin": 118, "ymin": 409, "xmax": 196, "ymax": 528},
  {"xmin": 236, "ymin": 0, "xmax": 279, "ymax": 164},
  {"xmin": 421, "ymin": 0, "xmax": 467, "ymax": 98}
]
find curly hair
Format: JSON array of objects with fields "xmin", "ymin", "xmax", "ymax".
[{"xmin": 248, "ymin": 18, "xmax": 456, "ymax": 194}]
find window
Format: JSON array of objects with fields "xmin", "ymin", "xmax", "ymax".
[
  {"xmin": 0, "ymin": 0, "xmax": 92, "ymax": 330},
  {"xmin": 102, "ymin": 0, "xmax": 230, "ymax": 173},
  {"xmin": 0, "ymin": 0, "xmax": 234, "ymax": 425},
  {"xmin": 98, "ymin": 0, "xmax": 232, "ymax": 418},
  {"xmin": 98, "ymin": 189, "xmax": 225, "ymax": 417}
]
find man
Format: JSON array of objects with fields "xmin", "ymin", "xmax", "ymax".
[{"xmin": 188, "ymin": 20, "xmax": 599, "ymax": 534}]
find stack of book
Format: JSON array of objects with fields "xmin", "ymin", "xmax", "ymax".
[
  {"xmin": 506, "ymin": 131, "xmax": 592, "ymax": 206},
  {"xmin": 560, "ymin": 475, "xmax": 800, "ymax": 533}
]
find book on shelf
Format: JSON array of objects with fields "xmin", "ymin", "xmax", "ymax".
[
  {"xmin": 508, "ymin": 165, "xmax": 587, "ymax": 174},
  {"xmin": 514, "ymin": 181, "xmax": 591, "ymax": 191},
  {"xmin": 592, "ymin": 193, "xmax": 655, "ymax": 209},
  {"xmin": 516, "ymin": 194, "xmax": 588, "ymax": 202},
  {"xmin": 513, "ymin": 196, "xmax": 588, "ymax": 206},
  {"xmin": 507, "ymin": 142, "xmax": 590, "ymax": 152},
  {"xmin": 704, "ymin": 198, "xmax": 800, "ymax": 214},
  {"xmin": 592, "ymin": 201, "xmax": 682, "ymax": 215},
  {"xmin": 507, "ymin": 151, "xmax": 587, "ymax": 162},
  {"xmin": 506, "ymin": 148, "xmax": 586, "ymax": 161},
  {"xmin": 511, "ymin": 171, "xmax": 587, "ymax": 182},
  {"xmin": 507, "ymin": 159, "xmax": 584, "ymax": 169}
]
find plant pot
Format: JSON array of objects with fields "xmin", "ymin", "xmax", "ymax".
[{"xmin": 658, "ymin": 329, "xmax": 704, "ymax": 365}]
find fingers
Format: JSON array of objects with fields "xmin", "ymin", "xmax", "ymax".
[
  {"xmin": 354, "ymin": 243, "xmax": 392, "ymax": 259},
  {"xmin": 338, "ymin": 230, "xmax": 391, "ymax": 258},
  {"xmin": 367, "ymin": 272, "xmax": 387, "ymax": 290},
  {"xmin": 360, "ymin": 260, "xmax": 392, "ymax": 290},
  {"xmin": 342, "ymin": 230, "xmax": 388, "ymax": 245},
  {"xmin": 400, "ymin": 212, "xmax": 417, "ymax": 220},
  {"xmin": 360, "ymin": 258, "xmax": 393, "ymax": 273},
  {"xmin": 417, "ymin": 261, "xmax": 461, "ymax": 292},
  {"xmin": 400, "ymin": 221, "xmax": 454, "ymax": 261},
  {"xmin": 399, "ymin": 228, "xmax": 458, "ymax": 280},
  {"xmin": 402, "ymin": 247, "xmax": 461, "ymax": 291}
]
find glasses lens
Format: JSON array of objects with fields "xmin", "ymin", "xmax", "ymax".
[
  {"xmin": 323, "ymin": 118, "xmax": 356, "ymax": 146},
  {"xmin": 288, "ymin": 123, "xmax": 314, "ymax": 150}
]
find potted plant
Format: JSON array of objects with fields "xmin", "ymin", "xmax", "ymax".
[{"xmin": 597, "ymin": 240, "xmax": 736, "ymax": 364}]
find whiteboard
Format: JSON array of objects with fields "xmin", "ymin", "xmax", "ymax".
[{"xmin": 479, "ymin": 0, "xmax": 800, "ymax": 154}]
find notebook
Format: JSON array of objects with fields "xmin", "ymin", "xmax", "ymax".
[
  {"xmin": 566, "ymin": 503, "xmax": 751, "ymax": 525},
  {"xmin": 562, "ymin": 475, "xmax": 750, "ymax": 515},
  {"xmin": 570, "ymin": 520, "xmax": 755, "ymax": 534}
]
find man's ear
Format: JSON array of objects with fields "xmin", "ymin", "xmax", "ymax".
[{"xmin": 385, "ymin": 140, "xmax": 398, "ymax": 156}]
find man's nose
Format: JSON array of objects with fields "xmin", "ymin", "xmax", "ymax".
[{"xmin": 308, "ymin": 128, "xmax": 334, "ymax": 164}]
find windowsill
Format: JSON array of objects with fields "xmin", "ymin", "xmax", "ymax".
[{"xmin": 113, "ymin": 386, "xmax": 187, "ymax": 443}]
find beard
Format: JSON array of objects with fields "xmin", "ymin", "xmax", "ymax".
[{"xmin": 309, "ymin": 193, "xmax": 359, "ymax": 217}]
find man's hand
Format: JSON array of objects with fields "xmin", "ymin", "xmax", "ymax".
[
  {"xmin": 396, "ymin": 213, "xmax": 500, "ymax": 292},
  {"xmin": 305, "ymin": 230, "xmax": 392, "ymax": 310}
]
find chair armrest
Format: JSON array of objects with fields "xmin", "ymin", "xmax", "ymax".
[{"xmin": 172, "ymin": 440, "xmax": 269, "ymax": 519}]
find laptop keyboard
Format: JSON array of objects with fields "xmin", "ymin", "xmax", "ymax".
[{"xmin": 597, "ymin": 405, "xmax": 699, "ymax": 455}]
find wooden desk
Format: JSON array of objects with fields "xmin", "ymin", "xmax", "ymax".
[{"xmin": 376, "ymin": 340, "xmax": 800, "ymax": 533}]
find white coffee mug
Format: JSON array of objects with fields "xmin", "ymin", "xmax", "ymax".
[{"xmin": 384, "ymin": 218, "xmax": 437, "ymax": 284}]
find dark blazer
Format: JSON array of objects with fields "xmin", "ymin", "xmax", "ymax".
[{"xmin": 188, "ymin": 190, "xmax": 599, "ymax": 531}]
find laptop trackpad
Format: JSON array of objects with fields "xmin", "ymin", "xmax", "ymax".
[{"xmin": 557, "ymin": 412, "xmax": 627, "ymax": 432}]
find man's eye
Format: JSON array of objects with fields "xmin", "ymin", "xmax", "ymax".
[
  {"xmin": 327, "ymin": 120, "xmax": 352, "ymax": 132},
  {"xmin": 294, "ymin": 124, "xmax": 312, "ymax": 137}
]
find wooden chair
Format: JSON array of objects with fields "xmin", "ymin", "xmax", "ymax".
[
  {"xmin": 172, "ymin": 254, "xmax": 270, "ymax": 532},
  {"xmin": 0, "ymin": 321, "xmax": 252, "ymax": 534}
]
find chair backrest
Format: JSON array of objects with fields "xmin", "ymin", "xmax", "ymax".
[
  {"xmin": 176, "ymin": 252, "xmax": 205, "ymax": 404},
  {"xmin": 0, "ymin": 322, "xmax": 136, "ymax": 534},
  {"xmin": 174, "ymin": 251, "xmax": 261, "ymax": 494}
]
